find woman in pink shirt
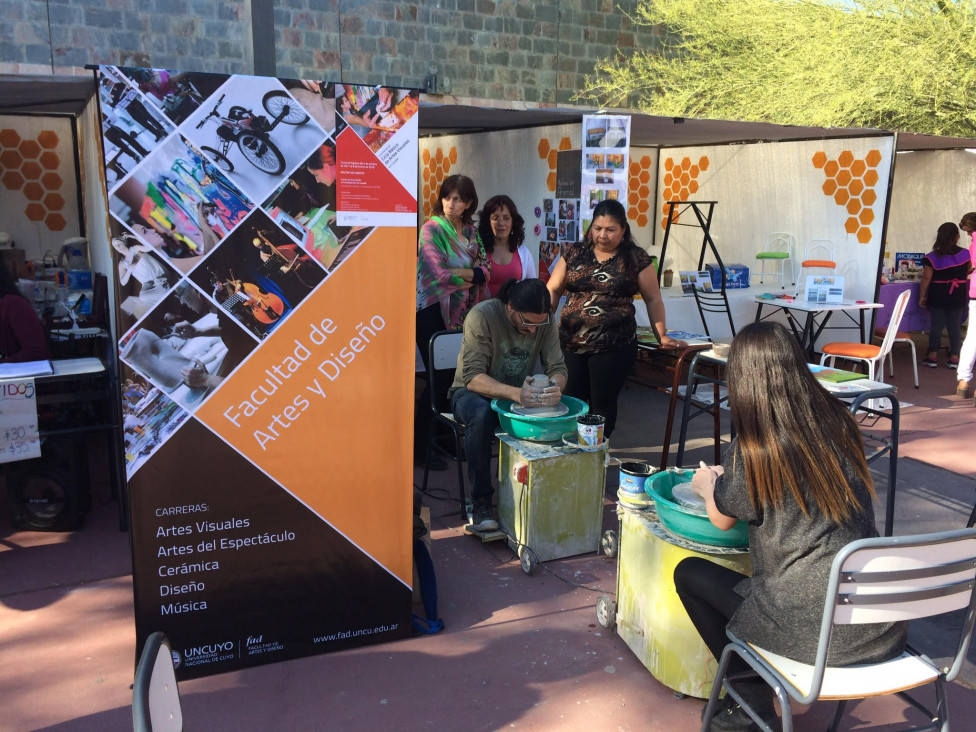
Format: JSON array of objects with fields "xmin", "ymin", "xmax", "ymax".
[
  {"xmin": 955, "ymin": 211, "xmax": 976, "ymax": 403},
  {"xmin": 479, "ymin": 195, "xmax": 536, "ymax": 297}
]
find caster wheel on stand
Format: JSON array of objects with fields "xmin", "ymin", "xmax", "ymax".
[
  {"xmin": 601, "ymin": 529, "xmax": 619, "ymax": 557},
  {"xmin": 519, "ymin": 546, "xmax": 538, "ymax": 575},
  {"xmin": 596, "ymin": 594, "xmax": 616, "ymax": 631}
]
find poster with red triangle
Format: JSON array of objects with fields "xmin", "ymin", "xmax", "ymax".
[{"xmin": 334, "ymin": 84, "xmax": 419, "ymax": 227}]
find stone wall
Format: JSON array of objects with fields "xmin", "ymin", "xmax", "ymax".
[{"xmin": 2, "ymin": 0, "xmax": 660, "ymax": 105}]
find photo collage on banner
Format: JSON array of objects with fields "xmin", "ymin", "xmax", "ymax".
[
  {"xmin": 97, "ymin": 67, "xmax": 417, "ymax": 680},
  {"xmin": 535, "ymin": 198, "xmax": 581, "ymax": 282},
  {"xmin": 580, "ymin": 114, "xmax": 630, "ymax": 234}
]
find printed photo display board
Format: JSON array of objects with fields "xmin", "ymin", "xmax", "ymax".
[{"xmin": 97, "ymin": 67, "xmax": 418, "ymax": 679}]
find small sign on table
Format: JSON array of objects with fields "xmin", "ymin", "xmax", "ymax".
[{"xmin": 0, "ymin": 376, "xmax": 41, "ymax": 463}]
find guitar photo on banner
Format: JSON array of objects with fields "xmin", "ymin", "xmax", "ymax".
[{"xmin": 188, "ymin": 209, "xmax": 327, "ymax": 338}]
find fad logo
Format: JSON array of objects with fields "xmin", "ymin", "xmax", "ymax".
[{"xmin": 244, "ymin": 634, "xmax": 284, "ymax": 656}]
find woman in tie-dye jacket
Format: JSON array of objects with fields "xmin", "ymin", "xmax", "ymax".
[{"xmin": 414, "ymin": 174, "xmax": 490, "ymax": 464}]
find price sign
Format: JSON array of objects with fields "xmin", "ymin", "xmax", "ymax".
[{"xmin": 0, "ymin": 378, "xmax": 41, "ymax": 463}]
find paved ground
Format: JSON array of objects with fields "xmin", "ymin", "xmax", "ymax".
[{"xmin": 1, "ymin": 340, "xmax": 975, "ymax": 730}]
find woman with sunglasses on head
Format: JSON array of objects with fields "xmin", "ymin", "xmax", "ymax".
[
  {"xmin": 547, "ymin": 199, "xmax": 683, "ymax": 437},
  {"xmin": 415, "ymin": 174, "xmax": 490, "ymax": 466},
  {"xmin": 478, "ymin": 194, "xmax": 536, "ymax": 298}
]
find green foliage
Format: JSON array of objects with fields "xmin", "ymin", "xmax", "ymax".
[{"xmin": 578, "ymin": 0, "xmax": 976, "ymax": 137}]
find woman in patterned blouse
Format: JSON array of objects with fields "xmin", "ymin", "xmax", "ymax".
[{"xmin": 547, "ymin": 199, "xmax": 683, "ymax": 436}]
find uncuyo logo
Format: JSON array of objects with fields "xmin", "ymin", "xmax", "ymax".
[{"xmin": 170, "ymin": 649, "xmax": 181, "ymax": 669}]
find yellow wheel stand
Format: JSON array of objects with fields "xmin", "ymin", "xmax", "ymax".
[{"xmin": 602, "ymin": 504, "xmax": 751, "ymax": 699}]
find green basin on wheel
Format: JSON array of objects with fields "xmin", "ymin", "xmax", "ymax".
[
  {"xmin": 491, "ymin": 396, "xmax": 589, "ymax": 442},
  {"xmin": 645, "ymin": 470, "xmax": 749, "ymax": 548}
]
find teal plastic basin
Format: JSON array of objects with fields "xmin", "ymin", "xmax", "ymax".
[
  {"xmin": 645, "ymin": 470, "xmax": 749, "ymax": 548},
  {"xmin": 491, "ymin": 396, "xmax": 589, "ymax": 442}
]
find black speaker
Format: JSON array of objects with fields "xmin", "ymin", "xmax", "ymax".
[{"xmin": 7, "ymin": 435, "xmax": 91, "ymax": 532}]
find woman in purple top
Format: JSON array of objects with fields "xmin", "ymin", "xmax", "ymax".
[
  {"xmin": 918, "ymin": 222, "xmax": 972, "ymax": 368},
  {"xmin": 955, "ymin": 212, "xmax": 976, "ymax": 402},
  {"xmin": 0, "ymin": 260, "xmax": 49, "ymax": 363}
]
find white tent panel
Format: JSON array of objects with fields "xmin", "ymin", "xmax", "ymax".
[
  {"xmin": 887, "ymin": 149, "xmax": 976, "ymax": 255},
  {"xmin": 652, "ymin": 137, "xmax": 895, "ymax": 307}
]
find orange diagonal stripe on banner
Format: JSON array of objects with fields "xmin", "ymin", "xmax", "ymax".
[{"xmin": 195, "ymin": 226, "xmax": 415, "ymax": 585}]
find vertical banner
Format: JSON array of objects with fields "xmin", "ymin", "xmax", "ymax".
[
  {"xmin": 580, "ymin": 115, "xmax": 630, "ymax": 233},
  {"xmin": 96, "ymin": 67, "xmax": 417, "ymax": 679}
]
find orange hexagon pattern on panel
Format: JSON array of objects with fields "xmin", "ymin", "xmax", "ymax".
[
  {"xmin": 811, "ymin": 149, "xmax": 883, "ymax": 244},
  {"xmin": 535, "ymin": 135, "xmax": 573, "ymax": 195},
  {"xmin": 659, "ymin": 155, "xmax": 709, "ymax": 229},
  {"xmin": 420, "ymin": 145, "xmax": 460, "ymax": 220},
  {"xmin": 0, "ymin": 127, "xmax": 66, "ymax": 231},
  {"xmin": 627, "ymin": 155, "xmax": 655, "ymax": 227}
]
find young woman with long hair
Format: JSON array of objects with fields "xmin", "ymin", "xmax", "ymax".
[{"xmin": 674, "ymin": 321, "xmax": 906, "ymax": 731}]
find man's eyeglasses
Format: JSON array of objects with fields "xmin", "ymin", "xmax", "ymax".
[{"xmin": 517, "ymin": 313, "xmax": 550, "ymax": 328}]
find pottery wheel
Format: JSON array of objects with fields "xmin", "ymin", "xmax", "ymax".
[{"xmin": 510, "ymin": 402, "xmax": 569, "ymax": 418}]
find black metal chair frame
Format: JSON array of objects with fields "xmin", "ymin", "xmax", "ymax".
[{"xmin": 420, "ymin": 330, "xmax": 467, "ymax": 518}]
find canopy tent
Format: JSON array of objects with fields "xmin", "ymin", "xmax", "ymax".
[{"xmin": 2, "ymin": 73, "xmax": 974, "ymax": 151}]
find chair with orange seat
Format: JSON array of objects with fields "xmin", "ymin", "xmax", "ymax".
[
  {"xmin": 820, "ymin": 289, "xmax": 910, "ymax": 383},
  {"xmin": 794, "ymin": 240, "xmax": 836, "ymax": 296},
  {"xmin": 873, "ymin": 325, "xmax": 919, "ymax": 389}
]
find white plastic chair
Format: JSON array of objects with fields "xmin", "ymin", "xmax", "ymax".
[
  {"xmin": 133, "ymin": 632, "xmax": 183, "ymax": 732},
  {"xmin": 820, "ymin": 289, "xmax": 910, "ymax": 383},
  {"xmin": 794, "ymin": 239, "xmax": 836, "ymax": 296},
  {"xmin": 874, "ymin": 325, "xmax": 919, "ymax": 389},
  {"xmin": 755, "ymin": 232, "xmax": 795, "ymax": 288},
  {"xmin": 701, "ymin": 528, "xmax": 976, "ymax": 732}
]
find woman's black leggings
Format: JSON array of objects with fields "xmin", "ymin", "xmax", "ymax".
[
  {"xmin": 562, "ymin": 340, "xmax": 637, "ymax": 438},
  {"xmin": 674, "ymin": 557, "xmax": 748, "ymax": 670}
]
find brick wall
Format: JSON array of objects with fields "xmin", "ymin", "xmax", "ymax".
[{"xmin": 1, "ymin": 0, "xmax": 659, "ymax": 105}]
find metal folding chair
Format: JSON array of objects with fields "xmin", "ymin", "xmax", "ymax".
[
  {"xmin": 421, "ymin": 330, "xmax": 467, "ymax": 517},
  {"xmin": 702, "ymin": 528, "xmax": 976, "ymax": 732}
]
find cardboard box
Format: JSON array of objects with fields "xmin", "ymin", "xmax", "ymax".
[
  {"xmin": 0, "ymin": 248, "xmax": 26, "ymax": 278},
  {"xmin": 706, "ymin": 263, "xmax": 750, "ymax": 289}
]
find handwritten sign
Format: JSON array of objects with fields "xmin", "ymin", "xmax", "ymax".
[{"xmin": 0, "ymin": 378, "xmax": 41, "ymax": 463}]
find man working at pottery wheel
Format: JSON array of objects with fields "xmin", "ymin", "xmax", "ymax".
[{"xmin": 450, "ymin": 278, "xmax": 568, "ymax": 531}]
